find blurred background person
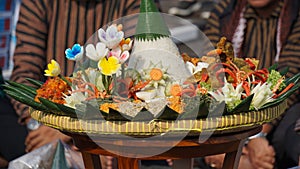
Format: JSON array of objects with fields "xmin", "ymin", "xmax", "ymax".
[
  {"xmin": 203, "ymin": 0, "xmax": 300, "ymax": 168},
  {"xmin": 9, "ymin": 0, "xmax": 142, "ymax": 168},
  {"xmin": 0, "ymin": 0, "xmax": 26, "ymax": 168}
]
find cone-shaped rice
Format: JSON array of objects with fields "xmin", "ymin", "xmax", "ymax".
[
  {"xmin": 135, "ymin": 0, "xmax": 170, "ymax": 41},
  {"xmin": 128, "ymin": 0, "xmax": 191, "ymax": 82}
]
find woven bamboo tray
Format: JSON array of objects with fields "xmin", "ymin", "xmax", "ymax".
[{"xmin": 30, "ymin": 101, "xmax": 287, "ymax": 136}]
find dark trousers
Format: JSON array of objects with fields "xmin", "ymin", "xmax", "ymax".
[
  {"xmin": 270, "ymin": 103, "xmax": 300, "ymax": 168},
  {"xmin": 0, "ymin": 96, "xmax": 27, "ymax": 162}
]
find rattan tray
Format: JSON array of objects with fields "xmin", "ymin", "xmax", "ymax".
[{"xmin": 30, "ymin": 101, "xmax": 287, "ymax": 136}]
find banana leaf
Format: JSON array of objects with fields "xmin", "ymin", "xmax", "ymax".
[
  {"xmin": 156, "ymin": 106, "xmax": 179, "ymax": 120},
  {"xmin": 280, "ymin": 66, "xmax": 289, "ymax": 76},
  {"xmin": 285, "ymin": 72, "xmax": 300, "ymax": 85},
  {"xmin": 179, "ymin": 95, "xmax": 213, "ymax": 119},
  {"xmin": 4, "ymin": 89, "xmax": 47, "ymax": 111},
  {"xmin": 82, "ymin": 102, "xmax": 108, "ymax": 120},
  {"xmin": 5, "ymin": 80, "xmax": 37, "ymax": 95},
  {"xmin": 38, "ymin": 98, "xmax": 79, "ymax": 118},
  {"xmin": 25, "ymin": 78, "xmax": 43, "ymax": 87},
  {"xmin": 261, "ymin": 83, "xmax": 300, "ymax": 109},
  {"xmin": 132, "ymin": 108, "xmax": 154, "ymax": 122},
  {"xmin": 196, "ymin": 99, "xmax": 211, "ymax": 118},
  {"xmin": 208, "ymin": 101, "xmax": 226, "ymax": 117},
  {"xmin": 51, "ymin": 140, "xmax": 68, "ymax": 169},
  {"xmin": 56, "ymin": 104, "xmax": 80, "ymax": 118},
  {"xmin": 107, "ymin": 108, "xmax": 131, "ymax": 121},
  {"xmin": 2, "ymin": 84, "xmax": 36, "ymax": 98},
  {"xmin": 179, "ymin": 96, "xmax": 201, "ymax": 120},
  {"xmin": 268, "ymin": 63, "xmax": 278, "ymax": 72},
  {"xmin": 38, "ymin": 98, "xmax": 61, "ymax": 112},
  {"xmin": 38, "ymin": 98, "xmax": 76, "ymax": 118},
  {"xmin": 225, "ymin": 94, "xmax": 254, "ymax": 115}
]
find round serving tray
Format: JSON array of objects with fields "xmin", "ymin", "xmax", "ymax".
[{"xmin": 30, "ymin": 101, "xmax": 287, "ymax": 137}]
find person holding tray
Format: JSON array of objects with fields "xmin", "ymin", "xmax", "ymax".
[
  {"xmin": 9, "ymin": 0, "xmax": 142, "ymax": 168},
  {"xmin": 203, "ymin": 0, "xmax": 300, "ymax": 168}
]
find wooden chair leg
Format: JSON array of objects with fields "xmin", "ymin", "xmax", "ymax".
[
  {"xmin": 81, "ymin": 152, "xmax": 102, "ymax": 169},
  {"xmin": 222, "ymin": 139, "xmax": 246, "ymax": 169},
  {"xmin": 117, "ymin": 157, "xmax": 140, "ymax": 169},
  {"xmin": 173, "ymin": 158, "xmax": 194, "ymax": 169}
]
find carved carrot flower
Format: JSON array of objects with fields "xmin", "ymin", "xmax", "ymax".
[
  {"xmin": 170, "ymin": 84, "xmax": 182, "ymax": 96},
  {"xmin": 44, "ymin": 59, "xmax": 61, "ymax": 77},
  {"xmin": 143, "ymin": 66, "xmax": 169, "ymax": 89},
  {"xmin": 98, "ymin": 56, "xmax": 121, "ymax": 76},
  {"xmin": 150, "ymin": 68, "xmax": 163, "ymax": 81}
]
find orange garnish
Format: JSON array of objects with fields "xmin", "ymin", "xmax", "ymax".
[
  {"xmin": 150, "ymin": 68, "xmax": 163, "ymax": 81},
  {"xmin": 170, "ymin": 84, "xmax": 182, "ymax": 96},
  {"xmin": 35, "ymin": 77, "xmax": 71, "ymax": 104},
  {"xmin": 206, "ymin": 48, "xmax": 222, "ymax": 56},
  {"xmin": 168, "ymin": 96, "xmax": 184, "ymax": 113},
  {"xmin": 120, "ymin": 38, "xmax": 131, "ymax": 46},
  {"xmin": 100, "ymin": 103, "xmax": 118, "ymax": 113}
]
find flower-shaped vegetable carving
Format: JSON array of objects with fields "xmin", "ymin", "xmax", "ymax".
[
  {"xmin": 86, "ymin": 42, "xmax": 109, "ymax": 61},
  {"xmin": 63, "ymin": 91, "xmax": 87, "ymax": 109},
  {"xmin": 98, "ymin": 56, "xmax": 121, "ymax": 76},
  {"xmin": 251, "ymin": 82, "xmax": 274, "ymax": 110},
  {"xmin": 98, "ymin": 25, "xmax": 124, "ymax": 49},
  {"xmin": 209, "ymin": 79, "xmax": 244, "ymax": 111},
  {"xmin": 144, "ymin": 67, "xmax": 170, "ymax": 89},
  {"xmin": 120, "ymin": 38, "xmax": 133, "ymax": 51},
  {"xmin": 186, "ymin": 61, "xmax": 209, "ymax": 74},
  {"xmin": 65, "ymin": 44, "xmax": 83, "ymax": 61},
  {"xmin": 44, "ymin": 59, "xmax": 61, "ymax": 77},
  {"xmin": 108, "ymin": 47, "xmax": 130, "ymax": 64}
]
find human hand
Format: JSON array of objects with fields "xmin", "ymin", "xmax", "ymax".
[
  {"xmin": 295, "ymin": 118, "xmax": 300, "ymax": 132},
  {"xmin": 246, "ymin": 137, "xmax": 275, "ymax": 169},
  {"xmin": 166, "ymin": 159, "xmax": 173, "ymax": 166},
  {"xmin": 204, "ymin": 154, "xmax": 225, "ymax": 169},
  {"xmin": 25, "ymin": 125, "xmax": 72, "ymax": 152},
  {"xmin": 100, "ymin": 156, "xmax": 114, "ymax": 169}
]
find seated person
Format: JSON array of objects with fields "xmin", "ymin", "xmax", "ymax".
[{"xmin": 203, "ymin": 0, "xmax": 300, "ymax": 168}]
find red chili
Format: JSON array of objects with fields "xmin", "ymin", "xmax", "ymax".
[{"xmin": 245, "ymin": 58, "xmax": 256, "ymax": 70}]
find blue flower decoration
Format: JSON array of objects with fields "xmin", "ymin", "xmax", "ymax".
[{"xmin": 65, "ymin": 44, "xmax": 83, "ymax": 61}]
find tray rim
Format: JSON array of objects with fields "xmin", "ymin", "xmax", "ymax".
[{"xmin": 30, "ymin": 100, "xmax": 287, "ymax": 136}]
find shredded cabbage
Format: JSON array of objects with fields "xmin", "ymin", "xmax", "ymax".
[{"xmin": 267, "ymin": 70, "xmax": 286, "ymax": 91}]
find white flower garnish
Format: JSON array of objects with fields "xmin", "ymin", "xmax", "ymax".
[
  {"xmin": 209, "ymin": 79, "xmax": 244, "ymax": 110},
  {"xmin": 186, "ymin": 61, "xmax": 209, "ymax": 74},
  {"xmin": 251, "ymin": 82, "xmax": 274, "ymax": 110},
  {"xmin": 136, "ymin": 90, "xmax": 157, "ymax": 101},
  {"xmin": 82, "ymin": 68, "xmax": 105, "ymax": 91},
  {"xmin": 63, "ymin": 91, "xmax": 87, "ymax": 109},
  {"xmin": 85, "ymin": 42, "xmax": 109, "ymax": 61}
]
